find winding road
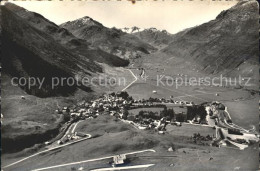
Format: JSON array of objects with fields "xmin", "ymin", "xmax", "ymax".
[
  {"xmin": 121, "ymin": 69, "xmax": 138, "ymax": 91},
  {"xmin": 3, "ymin": 68, "xmax": 140, "ymax": 170},
  {"xmin": 3, "ymin": 123, "xmax": 91, "ymax": 170},
  {"xmin": 91, "ymin": 164, "xmax": 155, "ymax": 171},
  {"xmin": 122, "ymin": 68, "xmax": 210, "ymax": 102},
  {"xmin": 31, "ymin": 149, "xmax": 156, "ymax": 171}
]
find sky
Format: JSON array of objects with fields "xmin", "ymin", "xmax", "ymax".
[{"xmin": 9, "ymin": 0, "xmax": 238, "ymax": 34}]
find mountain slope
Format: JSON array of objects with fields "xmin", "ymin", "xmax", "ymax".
[
  {"xmin": 1, "ymin": 4, "xmax": 106, "ymax": 153},
  {"xmin": 4, "ymin": 3, "xmax": 129, "ymax": 67},
  {"xmin": 162, "ymin": 0, "xmax": 259, "ymax": 77},
  {"xmin": 2, "ymin": 3, "xmax": 102, "ymax": 97},
  {"xmin": 61, "ymin": 17, "xmax": 156, "ymax": 60}
]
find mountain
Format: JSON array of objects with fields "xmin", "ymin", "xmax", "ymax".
[
  {"xmin": 1, "ymin": 3, "xmax": 114, "ymax": 153},
  {"xmin": 2, "ymin": 3, "xmax": 97, "ymax": 97},
  {"xmin": 4, "ymin": 4, "xmax": 129, "ymax": 67},
  {"xmin": 61, "ymin": 17, "xmax": 156, "ymax": 60},
  {"xmin": 162, "ymin": 0, "xmax": 259, "ymax": 77},
  {"xmin": 120, "ymin": 26, "xmax": 144, "ymax": 34},
  {"xmin": 133, "ymin": 28, "xmax": 173, "ymax": 47},
  {"xmin": 1, "ymin": 3, "xmax": 130, "ymax": 97}
]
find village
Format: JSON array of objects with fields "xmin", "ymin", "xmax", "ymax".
[
  {"xmin": 52, "ymin": 91, "xmax": 259, "ymax": 150},
  {"xmin": 52, "ymin": 91, "xmax": 205, "ymax": 144}
]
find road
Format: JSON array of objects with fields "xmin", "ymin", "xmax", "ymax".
[
  {"xmin": 3, "ymin": 123, "xmax": 91, "ymax": 169},
  {"xmin": 123, "ymin": 68, "xmax": 210, "ymax": 102},
  {"xmin": 71, "ymin": 120, "xmax": 84, "ymax": 133},
  {"xmin": 57, "ymin": 122, "xmax": 75, "ymax": 143},
  {"xmin": 31, "ymin": 149, "xmax": 156, "ymax": 171},
  {"xmin": 122, "ymin": 68, "xmax": 215, "ymax": 103},
  {"xmin": 91, "ymin": 164, "xmax": 155, "ymax": 171},
  {"xmin": 121, "ymin": 69, "xmax": 138, "ymax": 91},
  {"xmin": 3, "ymin": 68, "xmax": 149, "ymax": 170}
]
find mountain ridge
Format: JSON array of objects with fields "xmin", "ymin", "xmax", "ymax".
[
  {"xmin": 2, "ymin": 3, "xmax": 101, "ymax": 97},
  {"xmin": 5, "ymin": 3, "xmax": 129, "ymax": 67},
  {"xmin": 162, "ymin": 0, "xmax": 258, "ymax": 77},
  {"xmin": 61, "ymin": 17, "xmax": 157, "ymax": 60},
  {"xmin": 133, "ymin": 27, "xmax": 173, "ymax": 47}
]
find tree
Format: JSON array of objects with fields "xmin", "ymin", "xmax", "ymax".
[
  {"xmin": 147, "ymin": 111, "xmax": 152, "ymax": 119},
  {"xmin": 167, "ymin": 109, "xmax": 175, "ymax": 121},
  {"xmin": 197, "ymin": 106, "xmax": 207, "ymax": 122},
  {"xmin": 176, "ymin": 114, "xmax": 185, "ymax": 122},
  {"xmin": 122, "ymin": 108, "xmax": 129, "ymax": 120},
  {"xmin": 160, "ymin": 107, "xmax": 167, "ymax": 118},
  {"xmin": 127, "ymin": 96, "xmax": 133, "ymax": 101},
  {"xmin": 138, "ymin": 115, "xmax": 143, "ymax": 122},
  {"xmin": 63, "ymin": 113, "xmax": 70, "ymax": 122},
  {"xmin": 116, "ymin": 91, "xmax": 129, "ymax": 99},
  {"xmin": 187, "ymin": 106, "xmax": 196, "ymax": 120},
  {"xmin": 139, "ymin": 110, "xmax": 144, "ymax": 117}
]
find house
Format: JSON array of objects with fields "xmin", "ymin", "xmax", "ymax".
[
  {"xmin": 84, "ymin": 102, "xmax": 90, "ymax": 107},
  {"xmin": 110, "ymin": 111, "xmax": 117, "ymax": 116},
  {"xmin": 78, "ymin": 109, "xmax": 86, "ymax": 113},
  {"xmin": 75, "ymin": 132, "xmax": 87, "ymax": 137},
  {"xmin": 71, "ymin": 112, "xmax": 81, "ymax": 117},
  {"xmin": 113, "ymin": 154, "xmax": 126, "ymax": 166},
  {"xmin": 92, "ymin": 102, "xmax": 98, "ymax": 108},
  {"xmin": 58, "ymin": 136, "xmax": 69, "ymax": 145},
  {"xmin": 186, "ymin": 101, "xmax": 194, "ymax": 106},
  {"xmin": 55, "ymin": 109, "xmax": 62, "ymax": 114},
  {"xmin": 104, "ymin": 104, "xmax": 110, "ymax": 108}
]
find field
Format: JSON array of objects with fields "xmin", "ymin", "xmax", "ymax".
[
  {"xmin": 224, "ymin": 99, "xmax": 259, "ymax": 130},
  {"xmin": 128, "ymin": 107, "xmax": 187, "ymax": 117},
  {"xmin": 100, "ymin": 64, "xmax": 136, "ymax": 93},
  {"xmin": 128, "ymin": 107, "xmax": 164, "ymax": 116}
]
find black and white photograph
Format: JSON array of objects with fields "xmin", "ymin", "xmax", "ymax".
[{"xmin": 0, "ymin": 0, "xmax": 259, "ymax": 170}]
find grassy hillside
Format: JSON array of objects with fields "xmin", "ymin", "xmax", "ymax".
[
  {"xmin": 162, "ymin": 1, "xmax": 258, "ymax": 78},
  {"xmin": 1, "ymin": 73, "xmax": 99, "ymax": 153}
]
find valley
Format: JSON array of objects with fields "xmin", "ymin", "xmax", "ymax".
[{"xmin": 1, "ymin": 1, "xmax": 259, "ymax": 171}]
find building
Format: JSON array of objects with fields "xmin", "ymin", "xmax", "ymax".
[
  {"xmin": 75, "ymin": 132, "xmax": 87, "ymax": 137},
  {"xmin": 113, "ymin": 154, "xmax": 126, "ymax": 166}
]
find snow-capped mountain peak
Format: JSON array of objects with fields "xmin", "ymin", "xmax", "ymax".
[
  {"xmin": 121, "ymin": 26, "xmax": 144, "ymax": 33},
  {"xmin": 80, "ymin": 16, "xmax": 91, "ymax": 24},
  {"xmin": 148, "ymin": 27, "xmax": 158, "ymax": 32},
  {"xmin": 120, "ymin": 27, "xmax": 171, "ymax": 35},
  {"xmin": 61, "ymin": 16, "xmax": 103, "ymax": 29}
]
